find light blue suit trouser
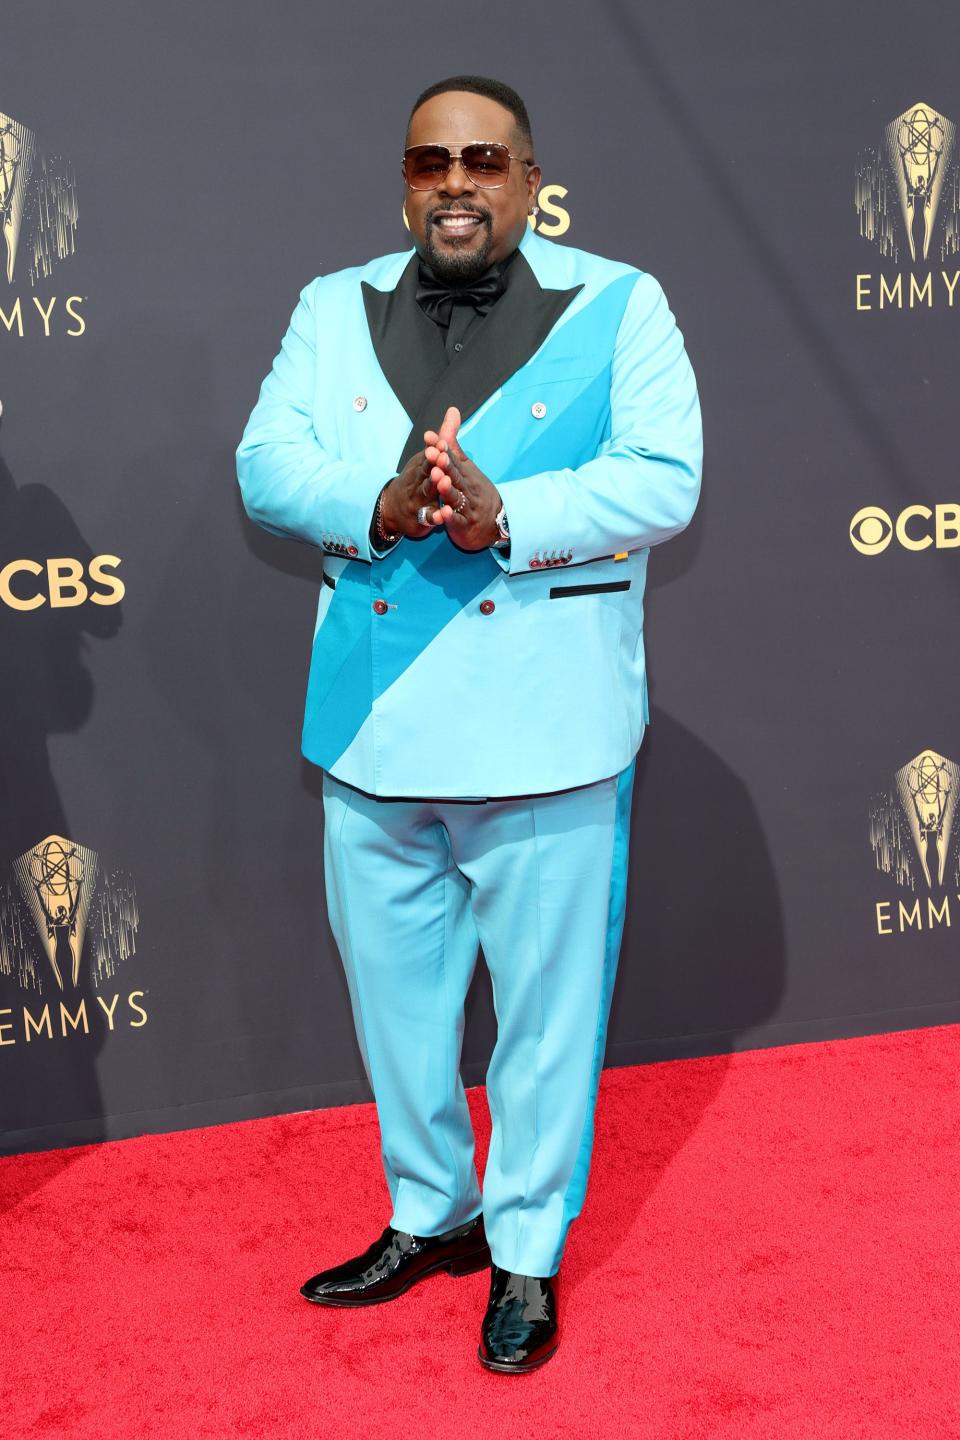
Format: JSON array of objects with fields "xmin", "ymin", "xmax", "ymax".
[{"xmin": 321, "ymin": 758, "xmax": 636, "ymax": 1278}]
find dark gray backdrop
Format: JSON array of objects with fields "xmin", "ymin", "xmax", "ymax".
[{"xmin": 2, "ymin": 0, "xmax": 958, "ymax": 1153}]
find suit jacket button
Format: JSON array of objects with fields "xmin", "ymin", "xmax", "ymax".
[
  {"xmin": 347, "ymin": 544, "xmax": 358, "ymax": 557},
  {"xmin": 530, "ymin": 558, "xmax": 541, "ymax": 569},
  {"xmin": 372, "ymin": 598, "xmax": 388, "ymax": 615},
  {"xmin": 560, "ymin": 553, "xmax": 571, "ymax": 564},
  {"xmin": 480, "ymin": 599, "xmax": 495, "ymax": 615},
  {"xmin": 531, "ymin": 402, "xmax": 547, "ymax": 419},
  {"xmin": 353, "ymin": 395, "xmax": 367, "ymax": 412}
]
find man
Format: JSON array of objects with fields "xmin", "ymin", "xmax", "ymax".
[{"xmin": 237, "ymin": 75, "xmax": 701, "ymax": 1374}]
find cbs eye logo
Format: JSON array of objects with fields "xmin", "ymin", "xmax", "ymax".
[
  {"xmin": 849, "ymin": 506, "xmax": 894, "ymax": 554},
  {"xmin": 849, "ymin": 504, "xmax": 960, "ymax": 555}
]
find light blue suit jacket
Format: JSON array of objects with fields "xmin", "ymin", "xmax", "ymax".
[{"xmin": 237, "ymin": 227, "xmax": 702, "ymax": 798}]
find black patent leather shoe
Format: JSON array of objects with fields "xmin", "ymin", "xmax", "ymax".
[
  {"xmin": 478, "ymin": 1263, "xmax": 560, "ymax": 1372},
  {"xmin": 300, "ymin": 1215, "xmax": 489, "ymax": 1307}
]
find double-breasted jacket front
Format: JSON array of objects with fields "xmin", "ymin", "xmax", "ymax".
[{"xmin": 237, "ymin": 227, "xmax": 702, "ymax": 798}]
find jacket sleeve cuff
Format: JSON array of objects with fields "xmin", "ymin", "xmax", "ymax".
[
  {"xmin": 312, "ymin": 468, "xmax": 392, "ymax": 563},
  {"xmin": 488, "ymin": 479, "xmax": 577, "ymax": 575}
]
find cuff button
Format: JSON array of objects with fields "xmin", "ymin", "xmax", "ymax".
[{"xmin": 479, "ymin": 599, "xmax": 495, "ymax": 615}]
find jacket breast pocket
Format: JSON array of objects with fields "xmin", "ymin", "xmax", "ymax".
[{"xmin": 501, "ymin": 352, "xmax": 607, "ymax": 395}]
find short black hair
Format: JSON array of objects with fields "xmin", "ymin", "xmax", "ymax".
[{"xmin": 408, "ymin": 75, "xmax": 533, "ymax": 154}]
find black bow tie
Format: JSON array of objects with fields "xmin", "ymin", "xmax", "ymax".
[{"xmin": 415, "ymin": 261, "xmax": 507, "ymax": 327}]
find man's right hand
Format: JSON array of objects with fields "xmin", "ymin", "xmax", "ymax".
[
  {"xmin": 379, "ymin": 410, "xmax": 462, "ymax": 538},
  {"xmin": 378, "ymin": 450, "xmax": 439, "ymax": 538}
]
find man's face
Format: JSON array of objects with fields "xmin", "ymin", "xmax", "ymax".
[{"xmin": 404, "ymin": 92, "xmax": 540, "ymax": 282}]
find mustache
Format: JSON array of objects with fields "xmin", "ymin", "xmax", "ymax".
[{"xmin": 426, "ymin": 202, "xmax": 492, "ymax": 225}]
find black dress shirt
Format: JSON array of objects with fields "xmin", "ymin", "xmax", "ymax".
[
  {"xmin": 415, "ymin": 249, "xmax": 519, "ymax": 358},
  {"xmin": 370, "ymin": 249, "xmax": 519, "ymax": 551}
]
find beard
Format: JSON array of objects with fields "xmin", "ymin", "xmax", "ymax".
[{"xmin": 422, "ymin": 202, "xmax": 494, "ymax": 283}]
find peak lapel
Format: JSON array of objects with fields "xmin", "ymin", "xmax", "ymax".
[{"xmin": 361, "ymin": 256, "xmax": 447, "ymax": 428}]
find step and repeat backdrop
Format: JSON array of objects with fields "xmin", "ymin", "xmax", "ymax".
[{"xmin": 2, "ymin": 0, "xmax": 959, "ymax": 1151}]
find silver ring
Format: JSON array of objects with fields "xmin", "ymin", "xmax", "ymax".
[
  {"xmin": 417, "ymin": 505, "xmax": 432, "ymax": 527},
  {"xmin": 455, "ymin": 490, "xmax": 466, "ymax": 515}
]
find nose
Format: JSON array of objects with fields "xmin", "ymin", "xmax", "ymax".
[{"xmin": 439, "ymin": 155, "xmax": 476, "ymax": 199}]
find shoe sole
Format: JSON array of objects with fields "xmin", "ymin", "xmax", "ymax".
[
  {"xmin": 477, "ymin": 1343, "xmax": 559, "ymax": 1374},
  {"xmin": 300, "ymin": 1249, "xmax": 490, "ymax": 1307}
]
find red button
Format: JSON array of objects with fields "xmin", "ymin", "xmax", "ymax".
[
  {"xmin": 480, "ymin": 599, "xmax": 495, "ymax": 615},
  {"xmin": 530, "ymin": 559, "xmax": 541, "ymax": 569},
  {"xmin": 372, "ymin": 598, "xmax": 388, "ymax": 615},
  {"xmin": 347, "ymin": 544, "xmax": 358, "ymax": 557}
]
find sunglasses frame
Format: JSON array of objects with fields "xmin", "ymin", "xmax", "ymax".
[{"xmin": 402, "ymin": 140, "xmax": 534, "ymax": 191}]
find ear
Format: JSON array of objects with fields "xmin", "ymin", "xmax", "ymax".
[{"xmin": 525, "ymin": 164, "xmax": 542, "ymax": 209}]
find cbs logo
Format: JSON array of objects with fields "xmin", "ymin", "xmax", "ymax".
[
  {"xmin": 849, "ymin": 505, "xmax": 960, "ymax": 555},
  {"xmin": 0, "ymin": 556, "xmax": 124, "ymax": 611},
  {"xmin": 527, "ymin": 185, "xmax": 571, "ymax": 237}
]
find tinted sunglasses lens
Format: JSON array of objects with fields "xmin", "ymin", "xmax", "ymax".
[
  {"xmin": 462, "ymin": 144, "xmax": 511, "ymax": 186},
  {"xmin": 405, "ymin": 147, "xmax": 452, "ymax": 189}
]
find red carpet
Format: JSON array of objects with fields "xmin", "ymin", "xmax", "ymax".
[{"xmin": 3, "ymin": 1025, "xmax": 959, "ymax": 1439}]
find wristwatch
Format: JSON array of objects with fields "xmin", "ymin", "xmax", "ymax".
[{"xmin": 494, "ymin": 502, "xmax": 510, "ymax": 548}]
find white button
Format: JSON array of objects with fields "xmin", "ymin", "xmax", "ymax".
[
  {"xmin": 353, "ymin": 395, "xmax": 367, "ymax": 412},
  {"xmin": 531, "ymin": 401, "xmax": 547, "ymax": 419}
]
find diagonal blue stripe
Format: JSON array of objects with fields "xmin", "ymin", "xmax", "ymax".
[
  {"xmin": 372, "ymin": 539, "xmax": 499, "ymax": 698},
  {"xmin": 509, "ymin": 365, "xmax": 614, "ymax": 478},
  {"xmin": 303, "ymin": 572, "xmax": 375, "ymax": 765},
  {"xmin": 304, "ymin": 533, "xmax": 498, "ymax": 765}
]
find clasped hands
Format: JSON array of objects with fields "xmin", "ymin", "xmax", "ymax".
[{"xmin": 378, "ymin": 407, "xmax": 502, "ymax": 551}]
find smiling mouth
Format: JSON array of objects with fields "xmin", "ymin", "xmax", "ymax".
[{"xmin": 430, "ymin": 211, "xmax": 487, "ymax": 239}]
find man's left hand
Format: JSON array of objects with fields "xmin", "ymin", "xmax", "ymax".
[{"xmin": 425, "ymin": 409, "xmax": 501, "ymax": 552}]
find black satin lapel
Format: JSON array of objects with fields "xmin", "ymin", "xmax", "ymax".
[
  {"xmin": 362, "ymin": 256, "xmax": 447, "ymax": 424},
  {"xmin": 395, "ymin": 254, "xmax": 583, "ymax": 470}
]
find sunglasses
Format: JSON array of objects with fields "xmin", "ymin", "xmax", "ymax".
[{"xmin": 402, "ymin": 141, "xmax": 533, "ymax": 191}]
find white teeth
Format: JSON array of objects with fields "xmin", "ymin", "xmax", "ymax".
[{"xmin": 437, "ymin": 216, "xmax": 480, "ymax": 228}]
